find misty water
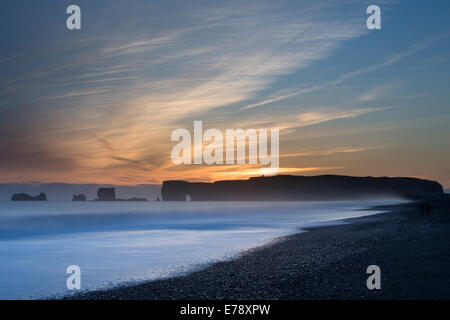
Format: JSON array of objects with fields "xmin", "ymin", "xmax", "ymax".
[{"xmin": 0, "ymin": 200, "xmax": 400, "ymax": 299}]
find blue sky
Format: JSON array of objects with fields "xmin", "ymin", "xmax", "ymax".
[{"xmin": 0, "ymin": 0, "xmax": 449, "ymax": 186}]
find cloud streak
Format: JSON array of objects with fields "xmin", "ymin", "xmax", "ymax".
[{"xmin": 241, "ymin": 37, "xmax": 440, "ymax": 110}]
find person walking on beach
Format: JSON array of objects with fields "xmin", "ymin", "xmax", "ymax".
[
  {"xmin": 420, "ymin": 202, "xmax": 425, "ymax": 217},
  {"xmin": 419, "ymin": 202, "xmax": 432, "ymax": 217},
  {"xmin": 425, "ymin": 202, "xmax": 432, "ymax": 216}
]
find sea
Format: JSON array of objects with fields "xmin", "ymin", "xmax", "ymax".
[{"xmin": 0, "ymin": 200, "xmax": 401, "ymax": 299}]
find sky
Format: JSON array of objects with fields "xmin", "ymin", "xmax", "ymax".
[{"xmin": 0, "ymin": 0, "xmax": 449, "ymax": 186}]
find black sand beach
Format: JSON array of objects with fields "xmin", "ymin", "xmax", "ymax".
[{"xmin": 70, "ymin": 197, "xmax": 450, "ymax": 300}]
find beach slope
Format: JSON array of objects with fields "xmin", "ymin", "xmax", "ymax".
[{"xmin": 70, "ymin": 197, "xmax": 450, "ymax": 300}]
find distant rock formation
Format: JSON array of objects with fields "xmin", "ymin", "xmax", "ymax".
[
  {"xmin": 11, "ymin": 192, "xmax": 47, "ymax": 201},
  {"xmin": 161, "ymin": 175, "xmax": 444, "ymax": 201},
  {"xmin": 95, "ymin": 187, "xmax": 147, "ymax": 201},
  {"xmin": 72, "ymin": 194, "xmax": 87, "ymax": 201},
  {"xmin": 123, "ymin": 197, "xmax": 148, "ymax": 202},
  {"xmin": 96, "ymin": 188, "xmax": 116, "ymax": 201}
]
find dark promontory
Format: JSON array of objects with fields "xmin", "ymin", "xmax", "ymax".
[
  {"xmin": 161, "ymin": 175, "xmax": 444, "ymax": 201},
  {"xmin": 11, "ymin": 192, "xmax": 47, "ymax": 201}
]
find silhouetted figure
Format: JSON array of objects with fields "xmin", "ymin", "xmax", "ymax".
[
  {"xmin": 425, "ymin": 202, "xmax": 432, "ymax": 216},
  {"xmin": 419, "ymin": 202, "xmax": 432, "ymax": 217},
  {"xmin": 419, "ymin": 203, "xmax": 425, "ymax": 217}
]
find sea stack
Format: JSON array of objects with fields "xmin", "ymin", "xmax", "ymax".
[
  {"xmin": 96, "ymin": 188, "xmax": 116, "ymax": 201},
  {"xmin": 11, "ymin": 192, "xmax": 47, "ymax": 201},
  {"xmin": 72, "ymin": 194, "xmax": 87, "ymax": 201}
]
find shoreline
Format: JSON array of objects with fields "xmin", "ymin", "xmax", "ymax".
[{"xmin": 68, "ymin": 197, "xmax": 450, "ymax": 300}]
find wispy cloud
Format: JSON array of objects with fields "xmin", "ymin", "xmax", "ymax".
[
  {"xmin": 356, "ymin": 83, "xmax": 401, "ymax": 102},
  {"xmin": 293, "ymin": 107, "xmax": 394, "ymax": 128},
  {"xmin": 282, "ymin": 146, "xmax": 382, "ymax": 158},
  {"xmin": 102, "ymin": 31, "xmax": 183, "ymax": 56},
  {"xmin": 236, "ymin": 106, "xmax": 395, "ymax": 132},
  {"xmin": 48, "ymin": 89, "xmax": 110, "ymax": 100},
  {"xmin": 242, "ymin": 37, "xmax": 440, "ymax": 110}
]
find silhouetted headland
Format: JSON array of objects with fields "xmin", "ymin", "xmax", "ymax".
[
  {"xmin": 95, "ymin": 187, "xmax": 147, "ymax": 201},
  {"xmin": 11, "ymin": 192, "xmax": 47, "ymax": 201},
  {"xmin": 161, "ymin": 175, "xmax": 443, "ymax": 201}
]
